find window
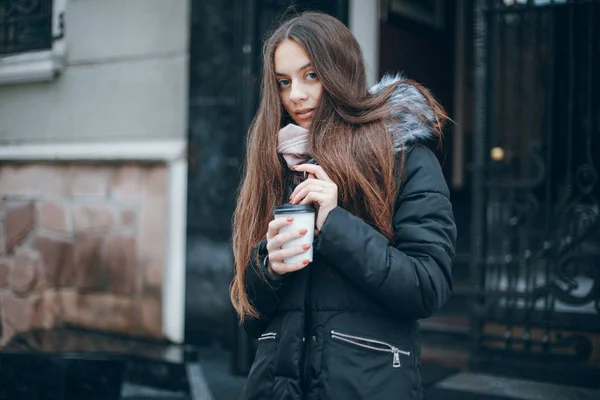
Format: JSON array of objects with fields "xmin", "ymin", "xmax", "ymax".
[
  {"xmin": 0, "ymin": 0, "xmax": 56, "ymax": 56},
  {"xmin": 0, "ymin": 0, "xmax": 55, "ymax": 57},
  {"xmin": 0, "ymin": 0, "xmax": 66, "ymax": 84}
]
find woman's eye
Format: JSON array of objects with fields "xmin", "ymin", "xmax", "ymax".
[
  {"xmin": 278, "ymin": 79, "xmax": 290, "ymax": 87},
  {"xmin": 306, "ymin": 72, "xmax": 318, "ymax": 80}
]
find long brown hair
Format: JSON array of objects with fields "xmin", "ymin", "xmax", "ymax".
[{"xmin": 231, "ymin": 11, "xmax": 447, "ymax": 320}]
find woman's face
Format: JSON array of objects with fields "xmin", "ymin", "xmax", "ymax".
[{"xmin": 274, "ymin": 39, "xmax": 323, "ymax": 130}]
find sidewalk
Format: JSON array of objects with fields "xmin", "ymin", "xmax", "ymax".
[{"xmin": 2, "ymin": 329, "xmax": 598, "ymax": 399}]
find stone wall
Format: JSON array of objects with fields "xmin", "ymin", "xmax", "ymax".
[{"xmin": 0, "ymin": 163, "xmax": 168, "ymax": 346}]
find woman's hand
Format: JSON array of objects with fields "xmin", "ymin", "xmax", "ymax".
[
  {"xmin": 266, "ymin": 217, "xmax": 312, "ymax": 276},
  {"xmin": 290, "ymin": 164, "xmax": 338, "ymax": 231}
]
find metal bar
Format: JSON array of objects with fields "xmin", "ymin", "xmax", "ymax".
[
  {"xmin": 520, "ymin": 3, "xmax": 549, "ymax": 349},
  {"xmin": 452, "ymin": 0, "xmax": 467, "ymax": 190},
  {"xmin": 481, "ymin": 334, "xmax": 589, "ymax": 351},
  {"xmin": 485, "ymin": 0, "xmax": 502, "ymax": 312},
  {"xmin": 504, "ymin": 6, "xmax": 528, "ymax": 343},
  {"xmin": 482, "ymin": 310, "xmax": 600, "ymax": 331},
  {"xmin": 542, "ymin": 0, "xmax": 555, "ymax": 336},
  {"xmin": 488, "ymin": 0, "xmax": 599, "ymax": 14},
  {"xmin": 585, "ymin": 0, "xmax": 596, "ymax": 172},
  {"xmin": 521, "ymin": 0, "xmax": 535, "ymax": 344},
  {"xmin": 479, "ymin": 343, "xmax": 591, "ymax": 362},
  {"xmin": 544, "ymin": 0, "xmax": 576, "ymax": 346},
  {"xmin": 472, "ymin": 0, "xmax": 492, "ymax": 357}
]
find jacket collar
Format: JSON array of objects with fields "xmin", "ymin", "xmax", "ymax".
[{"xmin": 370, "ymin": 73, "xmax": 437, "ymax": 152}]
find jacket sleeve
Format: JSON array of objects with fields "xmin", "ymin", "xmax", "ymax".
[
  {"xmin": 242, "ymin": 239, "xmax": 292, "ymax": 338},
  {"xmin": 314, "ymin": 145, "xmax": 456, "ymax": 319}
]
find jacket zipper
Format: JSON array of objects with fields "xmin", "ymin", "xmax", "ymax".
[
  {"xmin": 258, "ymin": 332, "xmax": 277, "ymax": 341},
  {"xmin": 331, "ymin": 330, "xmax": 410, "ymax": 368}
]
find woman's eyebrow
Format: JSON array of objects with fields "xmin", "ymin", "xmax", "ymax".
[{"xmin": 275, "ymin": 63, "xmax": 312, "ymax": 76}]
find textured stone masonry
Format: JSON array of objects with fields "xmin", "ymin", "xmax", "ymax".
[{"xmin": 0, "ymin": 163, "xmax": 168, "ymax": 346}]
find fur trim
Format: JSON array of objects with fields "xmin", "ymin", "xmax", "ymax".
[{"xmin": 369, "ymin": 73, "xmax": 437, "ymax": 152}]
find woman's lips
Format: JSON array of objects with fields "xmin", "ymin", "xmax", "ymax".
[{"xmin": 295, "ymin": 108, "xmax": 314, "ymax": 120}]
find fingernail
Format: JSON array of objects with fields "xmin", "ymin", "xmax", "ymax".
[
  {"xmin": 303, "ymin": 244, "xmax": 311, "ymax": 250},
  {"xmin": 299, "ymin": 229, "xmax": 307, "ymax": 235},
  {"xmin": 303, "ymin": 259, "xmax": 309, "ymax": 265},
  {"xmin": 287, "ymin": 217, "xmax": 294, "ymax": 222}
]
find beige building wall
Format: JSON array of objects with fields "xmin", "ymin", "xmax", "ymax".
[
  {"xmin": 0, "ymin": 0, "xmax": 190, "ymax": 345},
  {"xmin": 0, "ymin": 0, "xmax": 189, "ymax": 143}
]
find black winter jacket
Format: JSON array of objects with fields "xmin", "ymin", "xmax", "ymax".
[{"xmin": 240, "ymin": 75, "xmax": 457, "ymax": 400}]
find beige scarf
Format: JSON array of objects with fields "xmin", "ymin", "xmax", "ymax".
[{"xmin": 277, "ymin": 123, "xmax": 310, "ymax": 168}]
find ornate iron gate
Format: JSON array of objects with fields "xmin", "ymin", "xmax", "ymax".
[{"xmin": 472, "ymin": 0, "xmax": 600, "ymax": 386}]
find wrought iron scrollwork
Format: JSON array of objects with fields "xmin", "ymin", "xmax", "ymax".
[{"xmin": 550, "ymin": 161, "xmax": 599, "ymax": 311}]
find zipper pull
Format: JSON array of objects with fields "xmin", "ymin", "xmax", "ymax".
[{"xmin": 392, "ymin": 348, "xmax": 401, "ymax": 368}]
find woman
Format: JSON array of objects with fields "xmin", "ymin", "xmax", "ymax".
[{"xmin": 231, "ymin": 11, "xmax": 456, "ymax": 400}]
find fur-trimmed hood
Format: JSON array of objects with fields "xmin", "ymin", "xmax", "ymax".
[{"xmin": 369, "ymin": 73, "xmax": 438, "ymax": 152}]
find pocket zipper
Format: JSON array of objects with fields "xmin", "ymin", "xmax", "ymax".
[
  {"xmin": 331, "ymin": 330, "xmax": 410, "ymax": 368},
  {"xmin": 258, "ymin": 332, "xmax": 277, "ymax": 341}
]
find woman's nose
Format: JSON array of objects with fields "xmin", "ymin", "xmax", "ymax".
[{"xmin": 289, "ymin": 82, "xmax": 308, "ymax": 103}]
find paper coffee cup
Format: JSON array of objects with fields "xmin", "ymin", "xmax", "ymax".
[{"xmin": 273, "ymin": 204, "xmax": 315, "ymax": 264}]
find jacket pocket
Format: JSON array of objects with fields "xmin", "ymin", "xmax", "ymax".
[
  {"xmin": 240, "ymin": 332, "xmax": 279, "ymax": 400},
  {"xmin": 320, "ymin": 329, "xmax": 419, "ymax": 400},
  {"xmin": 331, "ymin": 330, "xmax": 411, "ymax": 368},
  {"xmin": 257, "ymin": 332, "xmax": 277, "ymax": 341}
]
